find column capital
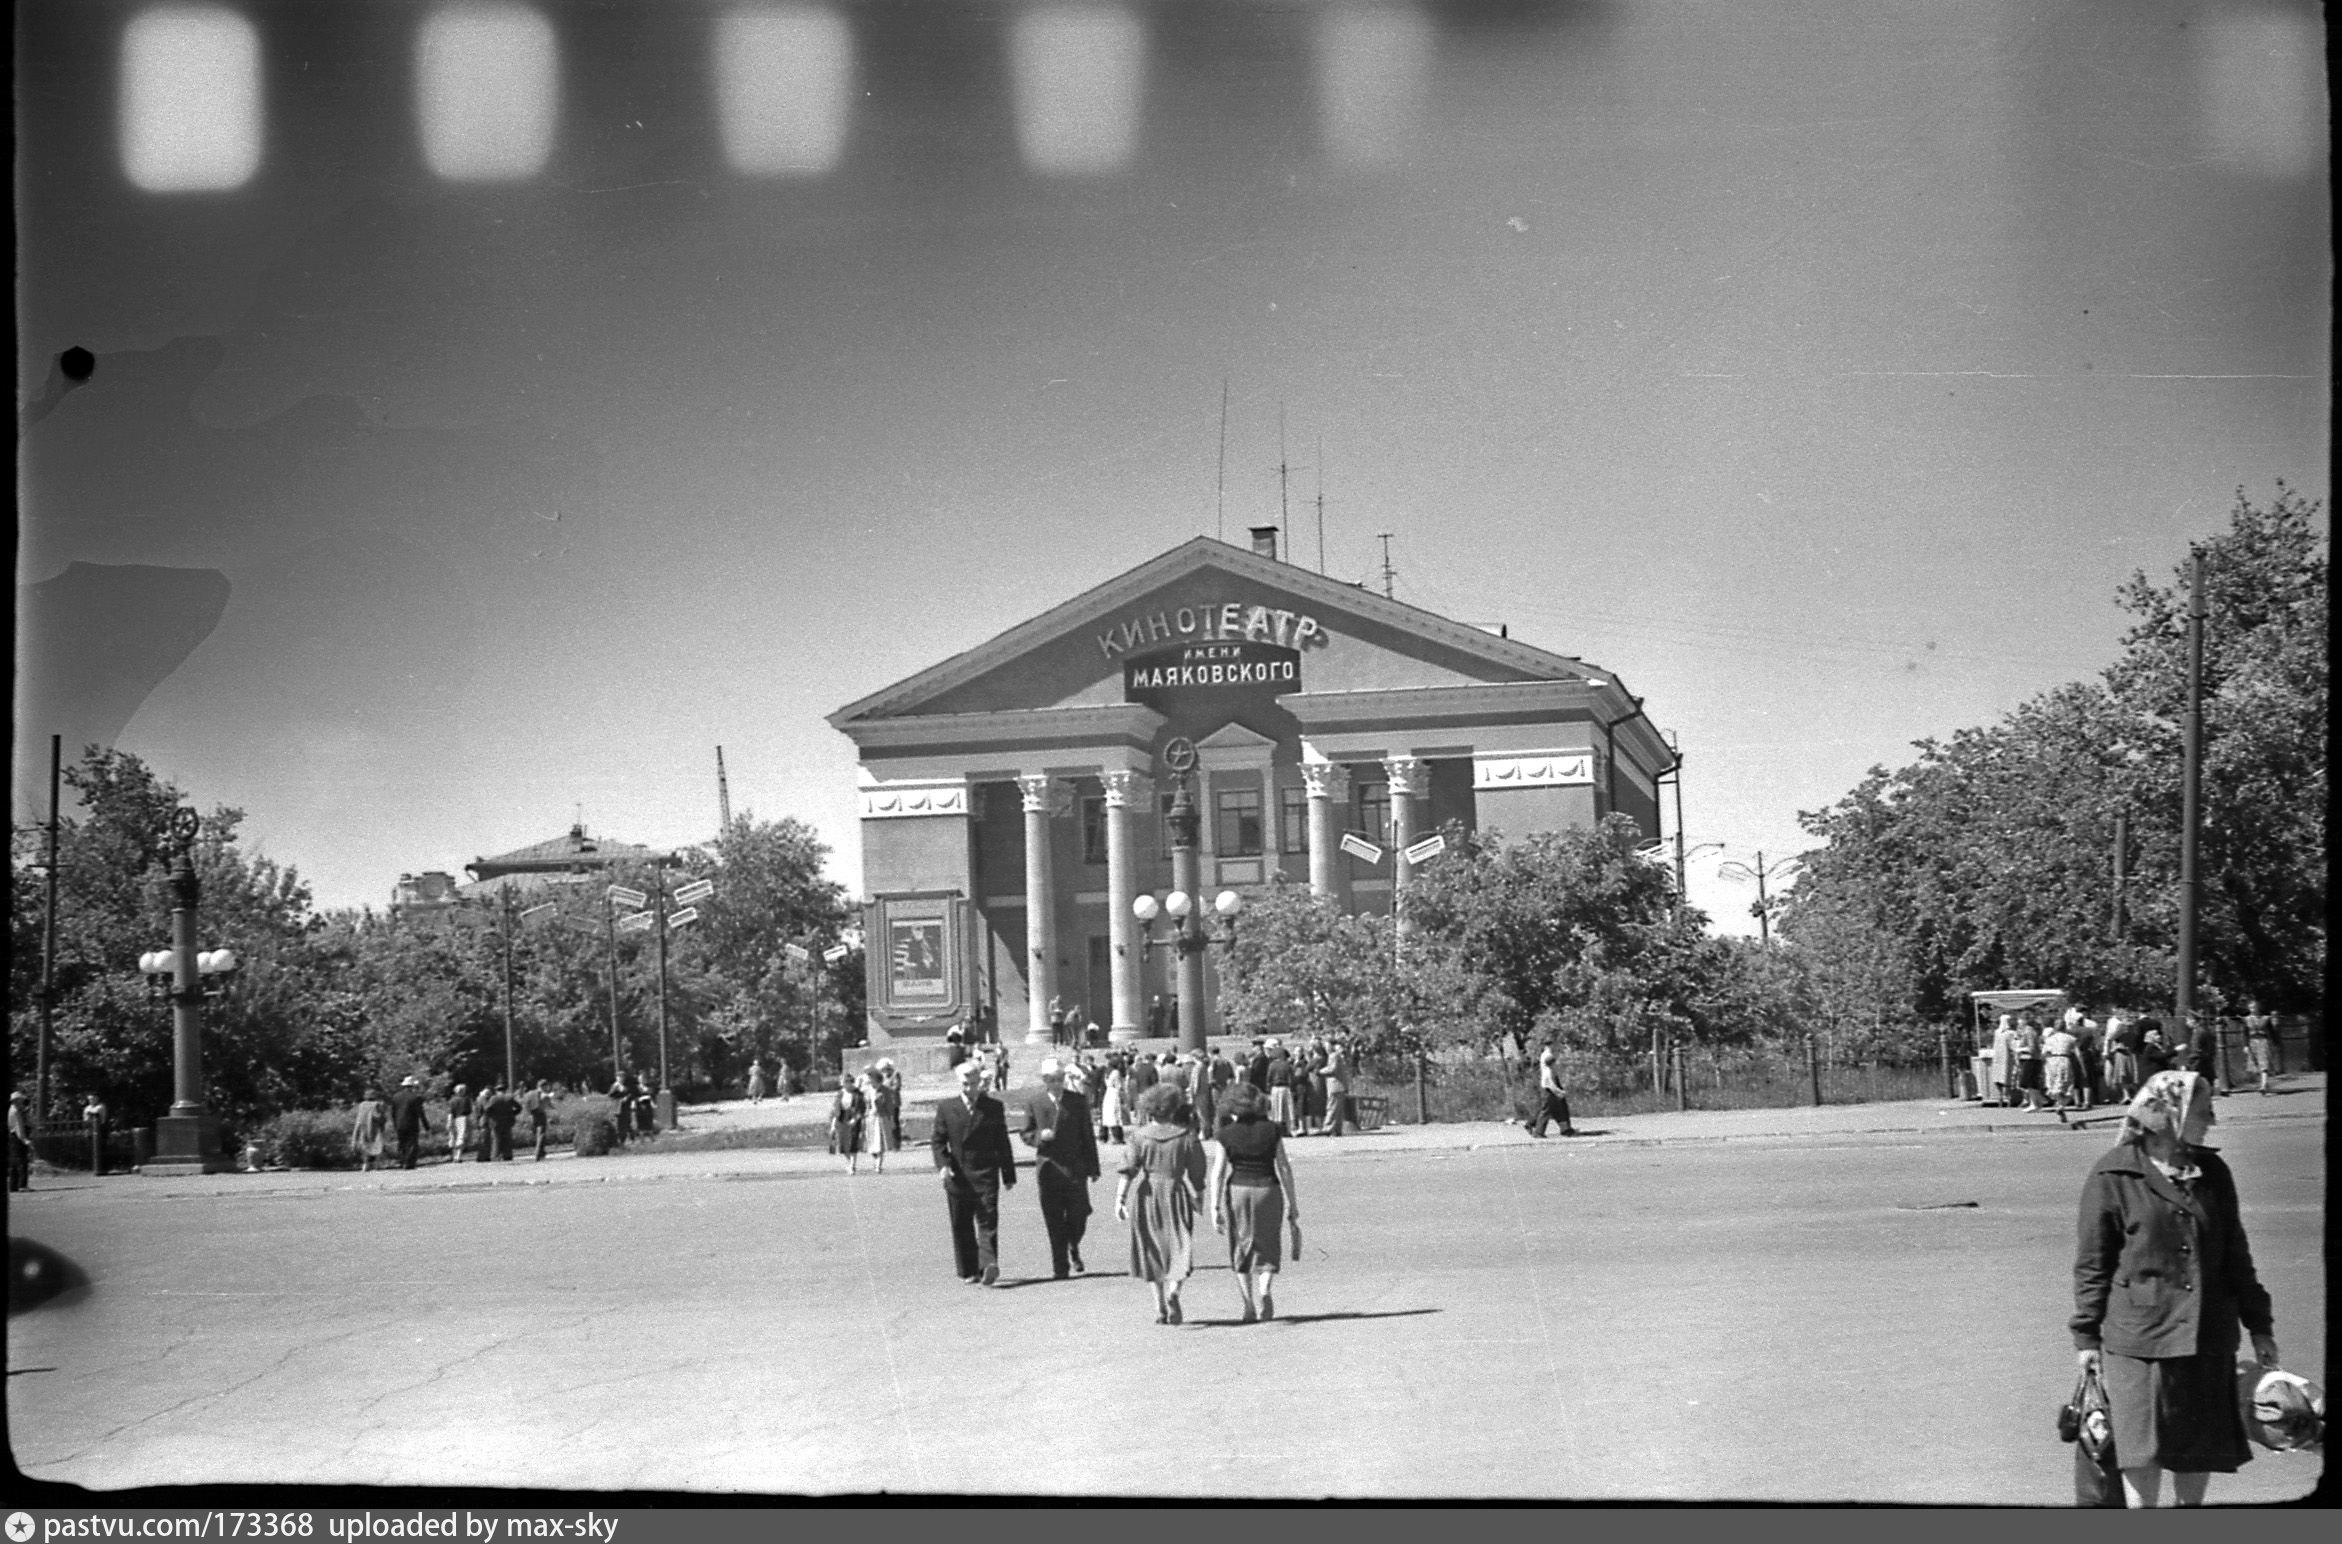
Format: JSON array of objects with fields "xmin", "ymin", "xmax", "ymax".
[
  {"xmin": 1100, "ymin": 769, "xmax": 1153, "ymax": 809},
  {"xmin": 1301, "ymin": 761, "xmax": 1351, "ymax": 801},
  {"xmin": 1384, "ymin": 754, "xmax": 1429, "ymax": 798},
  {"xmin": 1016, "ymin": 774, "xmax": 1073, "ymax": 816}
]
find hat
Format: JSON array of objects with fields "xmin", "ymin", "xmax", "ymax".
[
  {"xmin": 8, "ymin": 1091, "xmax": 25, "ymax": 1103},
  {"xmin": 401, "ymin": 1075, "xmax": 419, "ymax": 1086},
  {"xmin": 1038, "ymin": 1057, "xmax": 1063, "ymax": 1078}
]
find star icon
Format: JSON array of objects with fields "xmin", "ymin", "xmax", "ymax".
[{"xmin": 8, "ymin": 1512, "xmax": 38, "ymax": 1542}]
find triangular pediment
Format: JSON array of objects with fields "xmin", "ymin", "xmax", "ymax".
[{"xmin": 829, "ymin": 537, "xmax": 1615, "ymax": 729}]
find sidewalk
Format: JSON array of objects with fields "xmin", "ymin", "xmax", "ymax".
[{"xmin": 35, "ymin": 1070, "xmax": 2321, "ymax": 1202}]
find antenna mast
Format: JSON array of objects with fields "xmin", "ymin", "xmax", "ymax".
[
  {"xmin": 716, "ymin": 745, "xmax": 733, "ymax": 830},
  {"xmin": 1376, "ymin": 533, "xmax": 1395, "ymax": 598},
  {"xmin": 1314, "ymin": 436, "xmax": 1327, "ymax": 574},
  {"xmin": 1215, "ymin": 380, "xmax": 1229, "ymax": 542},
  {"xmin": 1272, "ymin": 405, "xmax": 1307, "ymax": 562}
]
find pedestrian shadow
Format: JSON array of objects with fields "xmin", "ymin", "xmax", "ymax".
[
  {"xmin": 1189, "ymin": 1307, "xmax": 1441, "ymax": 1329},
  {"xmin": 993, "ymin": 1271, "xmax": 1129, "ymax": 1289}
]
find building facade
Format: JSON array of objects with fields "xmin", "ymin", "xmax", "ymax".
[{"xmin": 829, "ymin": 534, "xmax": 1674, "ymax": 1053}]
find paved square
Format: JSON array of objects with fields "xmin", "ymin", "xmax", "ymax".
[{"xmin": 8, "ymin": 1107, "xmax": 2323, "ymax": 1500}]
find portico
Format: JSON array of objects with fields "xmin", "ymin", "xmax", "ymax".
[{"xmin": 830, "ymin": 534, "xmax": 1674, "ymax": 1056}]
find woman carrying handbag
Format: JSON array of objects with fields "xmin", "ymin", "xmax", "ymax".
[{"xmin": 2070, "ymin": 1071, "xmax": 2280, "ymax": 1506}]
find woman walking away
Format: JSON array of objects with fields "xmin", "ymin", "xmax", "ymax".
[
  {"xmin": 2015, "ymin": 1014, "xmax": 2047, "ymax": 1111},
  {"xmin": 1114, "ymin": 1083, "xmax": 1207, "ymax": 1325},
  {"xmin": 747, "ymin": 1058, "xmax": 767, "ymax": 1105},
  {"xmin": 2242, "ymin": 1002, "xmax": 2280, "ymax": 1096},
  {"xmin": 831, "ymin": 1076, "xmax": 867, "ymax": 1174},
  {"xmin": 1207, "ymin": 1084, "xmax": 1301, "ymax": 1322},
  {"xmin": 2042, "ymin": 1019, "xmax": 2081, "ymax": 1111},
  {"xmin": 2071, "ymin": 1071, "xmax": 2280, "ymax": 1507},
  {"xmin": 350, "ymin": 1087, "xmax": 390, "ymax": 1173}
]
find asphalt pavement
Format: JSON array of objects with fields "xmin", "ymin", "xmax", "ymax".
[{"xmin": 7, "ymin": 1074, "xmax": 2325, "ymax": 1501}]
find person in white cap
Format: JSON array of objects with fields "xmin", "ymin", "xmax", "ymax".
[
  {"xmin": 1527, "ymin": 1045, "xmax": 1577, "ymax": 1137},
  {"xmin": 1019, "ymin": 1057, "xmax": 1101, "ymax": 1278}
]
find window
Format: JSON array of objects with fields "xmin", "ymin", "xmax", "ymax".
[
  {"xmin": 1280, "ymin": 784, "xmax": 1309, "ymax": 854},
  {"xmin": 1215, "ymin": 788, "xmax": 1264, "ymax": 857},
  {"xmin": 1355, "ymin": 780, "xmax": 1391, "ymax": 844},
  {"xmin": 1080, "ymin": 796, "xmax": 1106, "ymax": 865}
]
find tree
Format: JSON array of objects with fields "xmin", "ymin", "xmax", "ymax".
[{"xmin": 1783, "ymin": 486, "xmax": 2327, "ymax": 1026}]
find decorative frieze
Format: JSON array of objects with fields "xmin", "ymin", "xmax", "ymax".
[
  {"xmin": 1472, "ymin": 749, "xmax": 1596, "ymax": 791},
  {"xmin": 857, "ymin": 773, "xmax": 971, "ymax": 820}
]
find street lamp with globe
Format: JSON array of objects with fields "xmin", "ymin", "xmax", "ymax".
[
  {"xmin": 135, "ymin": 807, "xmax": 236, "ymax": 1174},
  {"xmin": 1131, "ymin": 887, "xmax": 1242, "ymax": 1054}
]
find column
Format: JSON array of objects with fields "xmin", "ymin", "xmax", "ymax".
[
  {"xmin": 1302, "ymin": 760, "xmax": 1350, "ymax": 900},
  {"xmin": 1102, "ymin": 770, "xmax": 1148, "ymax": 1042},
  {"xmin": 1386, "ymin": 754, "xmax": 1427, "ymax": 931},
  {"xmin": 1017, "ymin": 774, "xmax": 1061, "ymax": 1046}
]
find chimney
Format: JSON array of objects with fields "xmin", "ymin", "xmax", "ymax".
[{"xmin": 1248, "ymin": 525, "xmax": 1279, "ymax": 561}]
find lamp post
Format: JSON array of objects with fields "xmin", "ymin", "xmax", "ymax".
[
  {"xmin": 1132, "ymin": 885, "xmax": 1241, "ymax": 1056},
  {"xmin": 459, "ymin": 891, "xmax": 556, "ymax": 1092},
  {"xmin": 139, "ymin": 807, "xmax": 233, "ymax": 1174}
]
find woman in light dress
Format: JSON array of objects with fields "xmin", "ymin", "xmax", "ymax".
[
  {"xmin": 1100, "ymin": 1062, "xmax": 1127, "ymax": 1144},
  {"xmin": 859, "ymin": 1072, "xmax": 890, "ymax": 1173},
  {"xmin": 1113, "ymin": 1082, "xmax": 1207, "ymax": 1325}
]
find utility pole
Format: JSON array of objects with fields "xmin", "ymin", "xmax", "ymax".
[
  {"xmin": 38, "ymin": 734, "xmax": 61, "ymax": 1121},
  {"xmin": 605, "ymin": 894, "xmax": 625, "ymax": 1084},
  {"xmin": 716, "ymin": 745, "xmax": 732, "ymax": 830},
  {"xmin": 499, "ymin": 889, "xmax": 517, "ymax": 1090},
  {"xmin": 654, "ymin": 870, "xmax": 673, "ymax": 1128},
  {"xmin": 1376, "ymin": 533, "xmax": 1395, "ymax": 598},
  {"xmin": 1667, "ymin": 731, "xmax": 1688, "ymax": 896},
  {"xmin": 2176, "ymin": 551, "xmax": 2206, "ymax": 1024}
]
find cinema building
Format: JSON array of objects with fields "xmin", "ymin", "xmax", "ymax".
[{"xmin": 829, "ymin": 532, "xmax": 1674, "ymax": 1060}]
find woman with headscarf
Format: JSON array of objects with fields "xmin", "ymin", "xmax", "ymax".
[
  {"xmin": 1112, "ymin": 1082, "xmax": 1207, "ymax": 1325},
  {"xmin": 2071, "ymin": 1071, "xmax": 2281, "ymax": 1507},
  {"xmin": 350, "ymin": 1087, "xmax": 390, "ymax": 1172},
  {"xmin": 1207, "ymin": 1083, "xmax": 1301, "ymax": 1322},
  {"xmin": 1989, "ymin": 1015, "xmax": 2021, "ymax": 1108}
]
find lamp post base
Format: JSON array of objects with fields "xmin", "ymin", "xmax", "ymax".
[
  {"xmin": 144, "ymin": 1113, "xmax": 232, "ymax": 1175},
  {"xmin": 1107, "ymin": 1024, "xmax": 1142, "ymax": 1045}
]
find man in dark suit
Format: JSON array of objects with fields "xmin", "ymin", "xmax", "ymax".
[
  {"xmin": 1018, "ymin": 1057, "xmax": 1101, "ymax": 1279},
  {"xmin": 931, "ymin": 1056, "xmax": 1018, "ymax": 1285}
]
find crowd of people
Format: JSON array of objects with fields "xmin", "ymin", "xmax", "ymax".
[
  {"xmin": 1988, "ymin": 1001, "xmax": 2288, "ymax": 1112},
  {"xmin": 920, "ymin": 1033, "xmax": 1356, "ymax": 1325},
  {"xmin": 348, "ymin": 1074, "xmax": 563, "ymax": 1168}
]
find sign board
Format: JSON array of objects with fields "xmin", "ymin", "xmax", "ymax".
[
  {"xmin": 1124, "ymin": 641, "xmax": 1302, "ymax": 700},
  {"xmin": 667, "ymin": 906, "xmax": 700, "ymax": 929},
  {"xmin": 1339, "ymin": 833, "xmax": 1383, "ymax": 865},
  {"xmin": 617, "ymin": 910, "xmax": 654, "ymax": 933},
  {"xmin": 1403, "ymin": 834, "xmax": 1447, "ymax": 865},
  {"xmin": 673, "ymin": 878, "xmax": 715, "ymax": 906},
  {"xmin": 822, "ymin": 944, "xmax": 851, "ymax": 965},
  {"xmin": 784, "ymin": 943, "xmax": 810, "ymax": 965},
  {"xmin": 607, "ymin": 885, "xmax": 647, "ymax": 909}
]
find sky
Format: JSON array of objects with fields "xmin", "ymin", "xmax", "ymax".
[{"xmin": 14, "ymin": 0, "xmax": 2330, "ymax": 936}]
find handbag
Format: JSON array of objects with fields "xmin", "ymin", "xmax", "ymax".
[
  {"xmin": 2237, "ymin": 1364, "xmax": 2325, "ymax": 1453},
  {"xmin": 2062, "ymin": 1363, "xmax": 2120, "ymax": 1507}
]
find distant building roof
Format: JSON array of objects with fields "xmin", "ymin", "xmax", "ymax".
[{"xmin": 466, "ymin": 823, "xmax": 676, "ymax": 883}]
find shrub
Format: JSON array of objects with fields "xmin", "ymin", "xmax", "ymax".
[
  {"xmin": 570, "ymin": 1099, "xmax": 621, "ymax": 1158},
  {"xmin": 257, "ymin": 1107, "xmax": 365, "ymax": 1170}
]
